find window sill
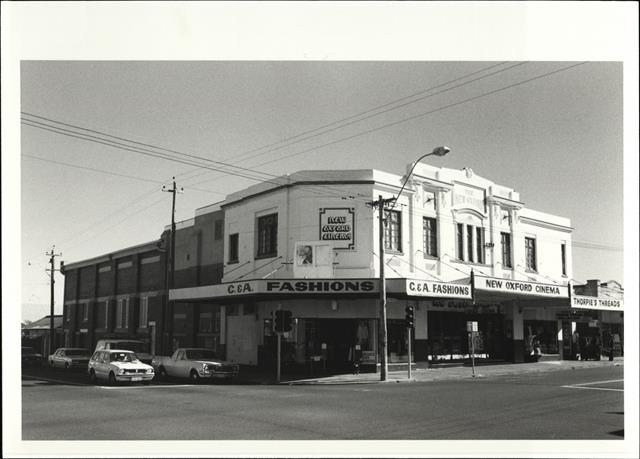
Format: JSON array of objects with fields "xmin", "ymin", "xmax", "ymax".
[
  {"xmin": 384, "ymin": 250, "xmax": 404, "ymax": 256},
  {"xmin": 227, "ymin": 260, "xmax": 239, "ymax": 265},
  {"xmin": 451, "ymin": 259, "xmax": 490, "ymax": 267},
  {"xmin": 423, "ymin": 254, "xmax": 439, "ymax": 261},
  {"xmin": 525, "ymin": 269, "xmax": 538, "ymax": 274},
  {"xmin": 255, "ymin": 254, "xmax": 277, "ymax": 261}
]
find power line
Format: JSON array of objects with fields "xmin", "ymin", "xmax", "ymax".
[{"xmin": 236, "ymin": 62, "xmax": 589, "ymax": 171}]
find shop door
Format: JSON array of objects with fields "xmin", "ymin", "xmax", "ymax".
[
  {"xmin": 227, "ymin": 316, "xmax": 258, "ymax": 365},
  {"xmin": 314, "ymin": 319, "xmax": 357, "ymax": 372}
]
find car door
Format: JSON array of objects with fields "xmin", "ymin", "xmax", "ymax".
[
  {"xmin": 95, "ymin": 352, "xmax": 108, "ymax": 380},
  {"xmin": 175, "ymin": 350, "xmax": 189, "ymax": 378},
  {"xmin": 55, "ymin": 350, "xmax": 65, "ymax": 368}
]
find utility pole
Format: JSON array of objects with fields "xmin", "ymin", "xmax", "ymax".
[
  {"xmin": 162, "ymin": 177, "xmax": 183, "ymax": 354},
  {"xmin": 45, "ymin": 246, "xmax": 62, "ymax": 356},
  {"xmin": 368, "ymin": 195, "xmax": 396, "ymax": 381}
]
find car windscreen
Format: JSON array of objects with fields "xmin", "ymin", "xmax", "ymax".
[
  {"xmin": 114, "ymin": 342, "xmax": 146, "ymax": 353},
  {"xmin": 66, "ymin": 349, "xmax": 89, "ymax": 356},
  {"xmin": 185, "ymin": 349, "xmax": 217, "ymax": 360},
  {"xmin": 110, "ymin": 352, "xmax": 137, "ymax": 363}
]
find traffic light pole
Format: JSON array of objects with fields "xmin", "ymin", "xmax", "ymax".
[
  {"xmin": 407, "ymin": 327, "xmax": 412, "ymax": 380},
  {"xmin": 276, "ymin": 332, "xmax": 281, "ymax": 384}
]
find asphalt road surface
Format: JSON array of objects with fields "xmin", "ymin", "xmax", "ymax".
[{"xmin": 22, "ymin": 366, "xmax": 623, "ymax": 440}]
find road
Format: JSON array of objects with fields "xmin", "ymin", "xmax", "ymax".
[{"xmin": 22, "ymin": 366, "xmax": 623, "ymax": 440}]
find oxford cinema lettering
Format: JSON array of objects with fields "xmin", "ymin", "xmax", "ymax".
[
  {"xmin": 474, "ymin": 275, "xmax": 568, "ymax": 298},
  {"xmin": 319, "ymin": 207, "xmax": 355, "ymax": 250}
]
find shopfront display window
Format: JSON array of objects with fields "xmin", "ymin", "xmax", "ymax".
[{"xmin": 524, "ymin": 320, "xmax": 558, "ymax": 354}]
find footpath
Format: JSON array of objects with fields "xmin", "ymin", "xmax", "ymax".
[{"xmin": 239, "ymin": 357, "xmax": 624, "ymax": 386}]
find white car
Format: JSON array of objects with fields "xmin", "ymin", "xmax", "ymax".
[
  {"xmin": 48, "ymin": 347, "xmax": 91, "ymax": 370},
  {"xmin": 88, "ymin": 349, "xmax": 154, "ymax": 385}
]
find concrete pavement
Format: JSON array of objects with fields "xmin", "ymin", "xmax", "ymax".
[{"xmin": 276, "ymin": 358, "xmax": 624, "ymax": 385}]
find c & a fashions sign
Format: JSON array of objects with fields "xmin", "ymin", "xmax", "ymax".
[
  {"xmin": 474, "ymin": 275, "xmax": 569, "ymax": 298},
  {"xmin": 404, "ymin": 279, "xmax": 472, "ymax": 299},
  {"xmin": 319, "ymin": 207, "xmax": 355, "ymax": 250}
]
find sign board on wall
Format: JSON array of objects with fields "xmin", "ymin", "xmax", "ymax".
[
  {"xmin": 452, "ymin": 183, "xmax": 486, "ymax": 213},
  {"xmin": 319, "ymin": 208, "xmax": 355, "ymax": 250},
  {"xmin": 474, "ymin": 275, "xmax": 569, "ymax": 298},
  {"xmin": 293, "ymin": 241, "xmax": 333, "ymax": 278},
  {"xmin": 396, "ymin": 279, "xmax": 472, "ymax": 299},
  {"xmin": 571, "ymin": 295, "xmax": 624, "ymax": 311},
  {"xmin": 170, "ymin": 279, "xmax": 378, "ymax": 301}
]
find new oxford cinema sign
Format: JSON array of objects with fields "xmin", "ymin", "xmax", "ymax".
[
  {"xmin": 319, "ymin": 208, "xmax": 355, "ymax": 250},
  {"xmin": 474, "ymin": 275, "xmax": 569, "ymax": 298}
]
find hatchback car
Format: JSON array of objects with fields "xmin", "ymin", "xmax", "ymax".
[
  {"xmin": 48, "ymin": 347, "xmax": 91, "ymax": 370},
  {"xmin": 88, "ymin": 349, "xmax": 154, "ymax": 385}
]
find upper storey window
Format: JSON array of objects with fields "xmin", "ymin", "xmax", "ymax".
[
  {"xmin": 257, "ymin": 214, "xmax": 278, "ymax": 258},
  {"xmin": 384, "ymin": 210, "xmax": 402, "ymax": 252},
  {"xmin": 525, "ymin": 237, "xmax": 537, "ymax": 272},
  {"xmin": 422, "ymin": 217, "xmax": 438, "ymax": 258}
]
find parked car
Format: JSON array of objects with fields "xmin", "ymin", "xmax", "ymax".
[
  {"xmin": 88, "ymin": 349, "xmax": 154, "ymax": 385},
  {"xmin": 94, "ymin": 339, "xmax": 153, "ymax": 364},
  {"xmin": 152, "ymin": 348, "xmax": 239, "ymax": 383},
  {"xmin": 48, "ymin": 347, "xmax": 91, "ymax": 370},
  {"xmin": 22, "ymin": 346, "xmax": 44, "ymax": 367}
]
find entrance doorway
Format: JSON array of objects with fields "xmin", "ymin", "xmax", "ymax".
[{"xmin": 305, "ymin": 319, "xmax": 357, "ymax": 372}]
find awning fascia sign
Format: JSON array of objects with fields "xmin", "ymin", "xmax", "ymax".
[
  {"xmin": 571, "ymin": 295, "xmax": 624, "ymax": 311},
  {"xmin": 170, "ymin": 278, "xmax": 378, "ymax": 301},
  {"xmin": 393, "ymin": 279, "xmax": 472, "ymax": 299},
  {"xmin": 474, "ymin": 275, "xmax": 569, "ymax": 299}
]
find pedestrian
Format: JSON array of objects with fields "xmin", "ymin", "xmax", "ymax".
[{"xmin": 608, "ymin": 333, "xmax": 615, "ymax": 361}]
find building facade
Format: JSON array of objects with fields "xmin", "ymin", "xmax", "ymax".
[{"xmin": 62, "ymin": 164, "xmax": 624, "ymax": 371}]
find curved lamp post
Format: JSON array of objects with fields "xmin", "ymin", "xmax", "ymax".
[{"xmin": 374, "ymin": 145, "xmax": 450, "ymax": 381}]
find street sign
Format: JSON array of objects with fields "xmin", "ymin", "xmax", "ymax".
[{"xmin": 467, "ymin": 321, "xmax": 478, "ymax": 332}]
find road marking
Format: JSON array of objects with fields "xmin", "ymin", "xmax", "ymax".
[
  {"xmin": 561, "ymin": 385, "xmax": 623, "ymax": 392},
  {"xmin": 570, "ymin": 379, "xmax": 623, "ymax": 387},
  {"xmin": 97, "ymin": 384, "xmax": 193, "ymax": 390},
  {"xmin": 562, "ymin": 379, "xmax": 624, "ymax": 392}
]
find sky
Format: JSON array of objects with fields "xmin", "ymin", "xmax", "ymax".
[{"xmin": 18, "ymin": 60, "xmax": 624, "ymax": 321}]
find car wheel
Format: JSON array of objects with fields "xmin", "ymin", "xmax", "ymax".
[
  {"xmin": 108, "ymin": 372, "xmax": 117, "ymax": 386},
  {"xmin": 89, "ymin": 369, "xmax": 97, "ymax": 384},
  {"xmin": 189, "ymin": 370, "xmax": 200, "ymax": 384},
  {"xmin": 64, "ymin": 362, "xmax": 70, "ymax": 370},
  {"xmin": 158, "ymin": 367, "xmax": 168, "ymax": 380},
  {"xmin": 142, "ymin": 380, "xmax": 151, "ymax": 385}
]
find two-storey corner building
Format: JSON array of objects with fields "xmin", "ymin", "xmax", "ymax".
[
  {"xmin": 168, "ymin": 164, "xmax": 579, "ymax": 371},
  {"xmin": 61, "ymin": 240, "xmax": 167, "ymax": 354}
]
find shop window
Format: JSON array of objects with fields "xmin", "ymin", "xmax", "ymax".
[
  {"xmin": 228, "ymin": 233, "xmax": 239, "ymax": 263},
  {"xmin": 384, "ymin": 210, "xmax": 402, "ymax": 252},
  {"xmin": 139, "ymin": 297, "xmax": 148, "ymax": 328},
  {"xmin": 524, "ymin": 320, "xmax": 558, "ymax": 354},
  {"xmin": 214, "ymin": 220, "xmax": 223, "ymax": 240},
  {"xmin": 81, "ymin": 303, "xmax": 88, "ymax": 322},
  {"xmin": 561, "ymin": 242, "xmax": 567, "ymax": 276},
  {"xmin": 456, "ymin": 224, "xmax": 464, "ymax": 261},
  {"xmin": 226, "ymin": 304, "xmax": 239, "ymax": 316},
  {"xmin": 422, "ymin": 217, "xmax": 438, "ymax": 258},
  {"xmin": 525, "ymin": 237, "xmax": 537, "ymax": 272},
  {"xmin": 501, "ymin": 232, "xmax": 512, "ymax": 268},
  {"xmin": 199, "ymin": 310, "xmax": 220, "ymax": 333},
  {"xmin": 257, "ymin": 213, "xmax": 278, "ymax": 258},
  {"xmin": 116, "ymin": 298, "xmax": 129, "ymax": 329}
]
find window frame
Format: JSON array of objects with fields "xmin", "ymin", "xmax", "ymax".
[
  {"xmin": 466, "ymin": 225, "xmax": 474, "ymax": 263},
  {"xmin": 501, "ymin": 232, "xmax": 512, "ymax": 268},
  {"xmin": 456, "ymin": 223, "xmax": 464, "ymax": 261},
  {"xmin": 475, "ymin": 226, "xmax": 485, "ymax": 264},
  {"xmin": 384, "ymin": 210, "xmax": 403, "ymax": 253},
  {"xmin": 139, "ymin": 297, "xmax": 148, "ymax": 328},
  {"xmin": 422, "ymin": 217, "xmax": 438, "ymax": 258},
  {"xmin": 228, "ymin": 233, "xmax": 239, "ymax": 264},
  {"xmin": 116, "ymin": 298, "xmax": 129, "ymax": 329},
  {"xmin": 561, "ymin": 242, "xmax": 567, "ymax": 276},
  {"xmin": 525, "ymin": 237, "xmax": 537, "ymax": 272},
  {"xmin": 81, "ymin": 303, "xmax": 88, "ymax": 322},
  {"xmin": 256, "ymin": 213, "xmax": 278, "ymax": 259}
]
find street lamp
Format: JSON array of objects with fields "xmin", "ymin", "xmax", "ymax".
[{"xmin": 372, "ymin": 145, "xmax": 450, "ymax": 381}]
